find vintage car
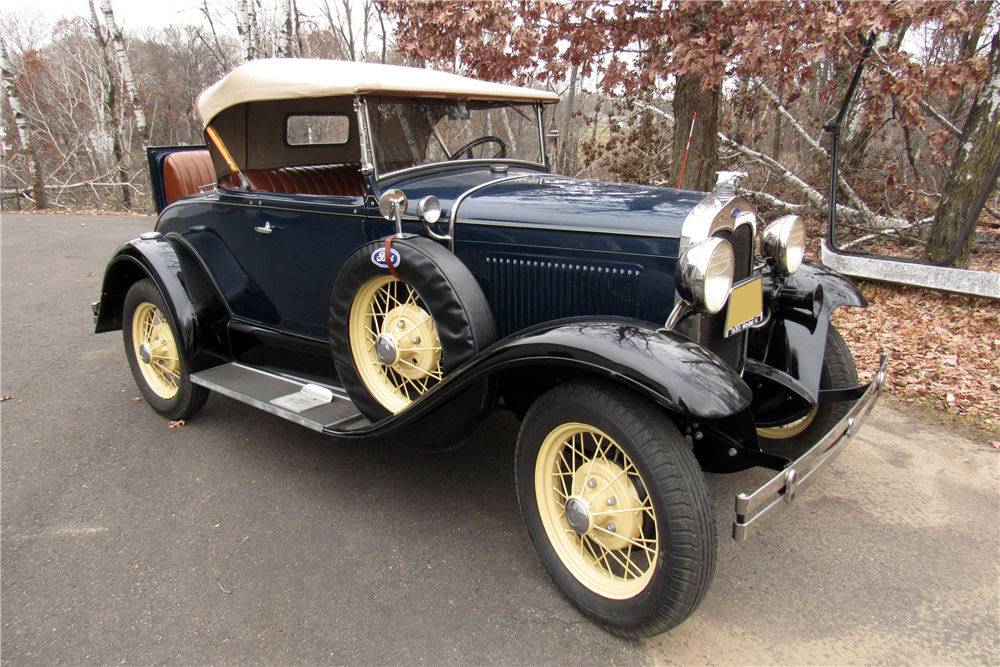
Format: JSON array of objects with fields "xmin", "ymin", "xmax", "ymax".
[{"xmin": 93, "ymin": 58, "xmax": 887, "ymax": 638}]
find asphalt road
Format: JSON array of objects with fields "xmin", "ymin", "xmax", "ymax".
[{"xmin": 2, "ymin": 214, "xmax": 998, "ymax": 666}]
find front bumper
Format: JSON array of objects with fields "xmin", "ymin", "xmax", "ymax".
[{"xmin": 732, "ymin": 353, "xmax": 889, "ymax": 542}]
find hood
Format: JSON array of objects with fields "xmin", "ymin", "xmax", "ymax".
[{"xmin": 386, "ymin": 166, "xmax": 706, "ymax": 239}]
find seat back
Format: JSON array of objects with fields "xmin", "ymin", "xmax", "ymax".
[
  {"xmin": 240, "ymin": 164, "xmax": 365, "ymax": 197},
  {"xmin": 163, "ymin": 150, "xmax": 216, "ymax": 206}
]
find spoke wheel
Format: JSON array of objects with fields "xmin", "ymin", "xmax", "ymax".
[
  {"xmin": 758, "ymin": 326, "xmax": 858, "ymax": 456},
  {"xmin": 536, "ymin": 423, "xmax": 657, "ymax": 599},
  {"xmin": 131, "ymin": 302, "xmax": 181, "ymax": 399},
  {"xmin": 349, "ymin": 276, "xmax": 443, "ymax": 414},
  {"xmin": 516, "ymin": 381, "xmax": 715, "ymax": 638},
  {"xmin": 123, "ymin": 279, "xmax": 208, "ymax": 421}
]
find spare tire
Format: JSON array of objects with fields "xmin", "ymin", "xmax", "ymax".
[{"xmin": 329, "ymin": 236, "xmax": 497, "ymax": 423}]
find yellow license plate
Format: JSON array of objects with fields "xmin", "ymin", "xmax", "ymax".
[{"xmin": 724, "ymin": 277, "xmax": 763, "ymax": 337}]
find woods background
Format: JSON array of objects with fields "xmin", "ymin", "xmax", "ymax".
[{"xmin": 2, "ymin": 0, "xmax": 998, "ymax": 266}]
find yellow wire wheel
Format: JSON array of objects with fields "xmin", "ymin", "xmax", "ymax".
[
  {"xmin": 534, "ymin": 423, "xmax": 658, "ymax": 599},
  {"xmin": 348, "ymin": 275, "xmax": 443, "ymax": 414},
  {"xmin": 131, "ymin": 301, "xmax": 181, "ymax": 400},
  {"xmin": 756, "ymin": 407, "xmax": 817, "ymax": 439}
]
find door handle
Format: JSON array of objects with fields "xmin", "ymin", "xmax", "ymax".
[{"xmin": 254, "ymin": 222, "xmax": 274, "ymax": 234}]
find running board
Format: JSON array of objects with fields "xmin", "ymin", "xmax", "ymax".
[
  {"xmin": 821, "ymin": 240, "xmax": 1000, "ymax": 300},
  {"xmin": 191, "ymin": 363, "xmax": 369, "ymax": 432}
]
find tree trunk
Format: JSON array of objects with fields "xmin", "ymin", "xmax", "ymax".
[
  {"xmin": 90, "ymin": 0, "xmax": 131, "ymax": 210},
  {"xmin": 926, "ymin": 30, "xmax": 1000, "ymax": 266},
  {"xmin": 0, "ymin": 35, "xmax": 47, "ymax": 209},
  {"xmin": 671, "ymin": 74, "xmax": 720, "ymax": 192},
  {"xmin": 100, "ymin": 0, "xmax": 149, "ymax": 142},
  {"xmin": 558, "ymin": 64, "xmax": 578, "ymax": 175}
]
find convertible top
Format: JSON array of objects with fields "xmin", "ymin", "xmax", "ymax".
[{"xmin": 196, "ymin": 58, "xmax": 560, "ymax": 125}]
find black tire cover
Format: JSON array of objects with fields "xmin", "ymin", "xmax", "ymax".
[{"xmin": 329, "ymin": 236, "xmax": 497, "ymax": 422}]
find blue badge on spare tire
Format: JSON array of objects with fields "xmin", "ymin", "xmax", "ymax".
[{"xmin": 371, "ymin": 247, "xmax": 401, "ymax": 269}]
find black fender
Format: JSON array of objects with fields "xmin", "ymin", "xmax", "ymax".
[
  {"xmin": 746, "ymin": 260, "xmax": 867, "ymax": 423},
  {"xmin": 327, "ymin": 317, "xmax": 753, "ymax": 440},
  {"xmin": 93, "ymin": 234, "xmax": 231, "ymax": 372}
]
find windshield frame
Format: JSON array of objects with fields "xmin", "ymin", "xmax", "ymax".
[{"xmin": 358, "ymin": 96, "xmax": 549, "ymax": 182}]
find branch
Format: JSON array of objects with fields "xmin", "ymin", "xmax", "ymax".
[
  {"xmin": 758, "ymin": 81, "xmax": 827, "ymax": 159},
  {"xmin": 918, "ymin": 99, "xmax": 963, "ymax": 137}
]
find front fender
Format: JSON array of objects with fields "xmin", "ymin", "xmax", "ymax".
[
  {"xmin": 747, "ymin": 260, "xmax": 867, "ymax": 405},
  {"xmin": 94, "ymin": 236, "xmax": 230, "ymax": 372},
  {"xmin": 327, "ymin": 317, "xmax": 753, "ymax": 441}
]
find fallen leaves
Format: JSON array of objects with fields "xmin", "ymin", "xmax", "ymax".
[
  {"xmin": 168, "ymin": 420, "xmax": 185, "ymax": 428},
  {"xmin": 84, "ymin": 272, "xmax": 94, "ymax": 277},
  {"xmin": 0, "ymin": 396, "xmax": 11, "ymax": 402},
  {"xmin": 832, "ymin": 281, "xmax": 1000, "ymax": 434},
  {"xmin": 131, "ymin": 397, "xmax": 143, "ymax": 403}
]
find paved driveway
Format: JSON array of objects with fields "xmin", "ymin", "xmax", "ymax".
[{"xmin": 2, "ymin": 214, "xmax": 997, "ymax": 666}]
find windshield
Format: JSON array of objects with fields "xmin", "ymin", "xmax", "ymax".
[{"xmin": 367, "ymin": 97, "xmax": 544, "ymax": 176}]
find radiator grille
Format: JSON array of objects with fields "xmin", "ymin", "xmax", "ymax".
[
  {"xmin": 699, "ymin": 224, "xmax": 754, "ymax": 369},
  {"xmin": 485, "ymin": 257, "xmax": 644, "ymax": 336}
]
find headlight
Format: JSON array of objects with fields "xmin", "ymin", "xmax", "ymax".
[
  {"xmin": 416, "ymin": 196, "xmax": 441, "ymax": 224},
  {"xmin": 675, "ymin": 237, "xmax": 734, "ymax": 314},
  {"xmin": 762, "ymin": 215, "xmax": 806, "ymax": 274}
]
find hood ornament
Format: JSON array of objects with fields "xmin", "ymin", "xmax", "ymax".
[{"xmin": 713, "ymin": 171, "xmax": 748, "ymax": 199}]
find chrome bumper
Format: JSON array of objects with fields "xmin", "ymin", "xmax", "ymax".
[{"xmin": 732, "ymin": 353, "xmax": 889, "ymax": 542}]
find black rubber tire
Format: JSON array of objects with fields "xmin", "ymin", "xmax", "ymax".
[
  {"xmin": 123, "ymin": 279, "xmax": 209, "ymax": 421},
  {"xmin": 329, "ymin": 236, "xmax": 497, "ymax": 422},
  {"xmin": 515, "ymin": 380, "xmax": 716, "ymax": 638},
  {"xmin": 758, "ymin": 325, "xmax": 858, "ymax": 456}
]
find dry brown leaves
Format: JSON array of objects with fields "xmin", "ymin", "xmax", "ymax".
[{"xmin": 832, "ymin": 283, "xmax": 1000, "ymax": 434}]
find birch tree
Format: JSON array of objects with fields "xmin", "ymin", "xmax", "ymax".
[
  {"xmin": 926, "ymin": 29, "xmax": 1000, "ymax": 265},
  {"xmin": 100, "ymin": 0, "xmax": 149, "ymax": 142},
  {"xmin": 0, "ymin": 34, "xmax": 47, "ymax": 209},
  {"xmin": 89, "ymin": 0, "xmax": 132, "ymax": 209}
]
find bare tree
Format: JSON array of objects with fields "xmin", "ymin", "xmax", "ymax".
[
  {"xmin": 89, "ymin": 0, "xmax": 132, "ymax": 209},
  {"xmin": 100, "ymin": 0, "xmax": 149, "ymax": 142},
  {"xmin": 1, "ymin": 33, "xmax": 47, "ymax": 209}
]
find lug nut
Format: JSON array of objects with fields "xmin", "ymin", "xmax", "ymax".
[
  {"xmin": 728, "ymin": 448, "xmax": 738, "ymax": 457},
  {"xmin": 606, "ymin": 497, "xmax": 617, "ymax": 506},
  {"xmin": 397, "ymin": 320, "xmax": 406, "ymax": 329},
  {"xmin": 587, "ymin": 479, "xmax": 597, "ymax": 489},
  {"xmin": 607, "ymin": 523, "xmax": 616, "ymax": 533},
  {"xmin": 411, "ymin": 336, "xmax": 420, "ymax": 345},
  {"xmin": 694, "ymin": 431, "xmax": 703, "ymax": 440}
]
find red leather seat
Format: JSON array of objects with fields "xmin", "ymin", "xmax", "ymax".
[
  {"xmin": 163, "ymin": 150, "xmax": 216, "ymax": 205},
  {"xmin": 241, "ymin": 164, "xmax": 365, "ymax": 197}
]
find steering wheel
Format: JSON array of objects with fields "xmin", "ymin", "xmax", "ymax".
[{"xmin": 448, "ymin": 136, "xmax": 507, "ymax": 160}]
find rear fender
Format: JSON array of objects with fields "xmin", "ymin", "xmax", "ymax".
[
  {"xmin": 746, "ymin": 261, "xmax": 866, "ymax": 417},
  {"xmin": 94, "ymin": 235, "xmax": 230, "ymax": 372}
]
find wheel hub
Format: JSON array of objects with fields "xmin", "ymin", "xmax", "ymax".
[
  {"xmin": 568, "ymin": 458, "xmax": 644, "ymax": 550},
  {"xmin": 565, "ymin": 497, "xmax": 592, "ymax": 535},
  {"xmin": 374, "ymin": 334, "xmax": 398, "ymax": 365},
  {"xmin": 380, "ymin": 303, "xmax": 441, "ymax": 380},
  {"xmin": 138, "ymin": 343, "xmax": 152, "ymax": 364}
]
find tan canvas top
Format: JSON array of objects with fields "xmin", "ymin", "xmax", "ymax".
[{"xmin": 196, "ymin": 58, "xmax": 559, "ymax": 125}]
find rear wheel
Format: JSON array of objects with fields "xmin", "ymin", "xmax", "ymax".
[
  {"xmin": 123, "ymin": 279, "xmax": 208, "ymax": 420},
  {"xmin": 516, "ymin": 381, "xmax": 716, "ymax": 638}
]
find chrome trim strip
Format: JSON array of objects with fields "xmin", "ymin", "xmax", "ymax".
[
  {"xmin": 732, "ymin": 353, "xmax": 889, "ymax": 542},
  {"xmin": 446, "ymin": 174, "xmax": 543, "ymax": 251},
  {"xmin": 355, "ymin": 96, "xmax": 376, "ymax": 178}
]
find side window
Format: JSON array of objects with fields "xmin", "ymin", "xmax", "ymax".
[{"xmin": 286, "ymin": 115, "xmax": 350, "ymax": 146}]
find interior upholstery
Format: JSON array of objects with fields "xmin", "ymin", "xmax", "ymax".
[
  {"xmin": 239, "ymin": 164, "xmax": 366, "ymax": 197},
  {"xmin": 163, "ymin": 150, "xmax": 216, "ymax": 205}
]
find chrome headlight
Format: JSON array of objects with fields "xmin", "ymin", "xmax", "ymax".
[
  {"xmin": 675, "ymin": 237, "xmax": 735, "ymax": 314},
  {"xmin": 416, "ymin": 196, "xmax": 441, "ymax": 224},
  {"xmin": 762, "ymin": 215, "xmax": 806, "ymax": 274}
]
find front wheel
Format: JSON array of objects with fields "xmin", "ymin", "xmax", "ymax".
[
  {"xmin": 123, "ymin": 279, "xmax": 208, "ymax": 420},
  {"xmin": 757, "ymin": 325, "xmax": 858, "ymax": 456},
  {"xmin": 515, "ymin": 381, "xmax": 716, "ymax": 638}
]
